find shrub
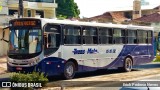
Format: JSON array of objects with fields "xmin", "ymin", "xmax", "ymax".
[{"xmin": 10, "ymin": 72, "xmax": 48, "ymax": 90}]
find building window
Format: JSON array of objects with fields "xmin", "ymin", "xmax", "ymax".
[
  {"xmin": 29, "ymin": 0, "xmax": 54, "ymax": 3},
  {"xmin": 9, "ymin": 10, "xmax": 18, "ymax": 16},
  {"xmin": 134, "ymin": 11, "xmax": 139, "ymax": 14}
]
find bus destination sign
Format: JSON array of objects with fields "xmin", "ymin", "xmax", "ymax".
[
  {"xmin": 13, "ymin": 21, "xmax": 36, "ymax": 26},
  {"xmin": 10, "ymin": 19, "xmax": 41, "ymax": 27}
]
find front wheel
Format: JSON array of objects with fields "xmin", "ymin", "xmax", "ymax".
[
  {"xmin": 63, "ymin": 62, "xmax": 76, "ymax": 79},
  {"xmin": 123, "ymin": 57, "xmax": 132, "ymax": 72}
]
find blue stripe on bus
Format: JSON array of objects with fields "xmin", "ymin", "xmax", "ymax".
[{"xmin": 36, "ymin": 57, "xmax": 66, "ymax": 76}]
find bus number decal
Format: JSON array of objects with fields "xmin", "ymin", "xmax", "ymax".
[{"xmin": 106, "ymin": 49, "xmax": 116, "ymax": 53}]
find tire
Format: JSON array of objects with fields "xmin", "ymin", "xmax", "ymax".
[
  {"xmin": 63, "ymin": 62, "xmax": 76, "ymax": 79},
  {"xmin": 123, "ymin": 57, "xmax": 132, "ymax": 72}
]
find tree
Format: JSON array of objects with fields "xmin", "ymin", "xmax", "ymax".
[{"xmin": 56, "ymin": 0, "xmax": 80, "ymax": 19}]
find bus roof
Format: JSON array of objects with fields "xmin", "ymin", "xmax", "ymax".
[{"xmin": 12, "ymin": 17, "xmax": 154, "ymax": 31}]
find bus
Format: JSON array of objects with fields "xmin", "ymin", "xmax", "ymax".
[{"xmin": 4, "ymin": 18, "xmax": 154, "ymax": 79}]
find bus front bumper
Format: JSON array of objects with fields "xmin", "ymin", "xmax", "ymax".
[{"xmin": 7, "ymin": 63, "xmax": 36, "ymax": 73}]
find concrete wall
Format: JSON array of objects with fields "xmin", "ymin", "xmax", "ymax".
[
  {"xmin": 141, "ymin": 10, "xmax": 154, "ymax": 17},
  {"xmin": 151, "ymin": 22, "xmax": 160, "ymax": 32},
  {"xmin": 133, "ymin": 0, "xmax": 141, "ymax": 19},
  {"xmin": 8, "ymin": 1, "xmax": 57, "ymax": 18},
  {"xmin": 0, "ymin": 28, "xmax": 9, "ymax": 56}
]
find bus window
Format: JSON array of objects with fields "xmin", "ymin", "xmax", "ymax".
[
  {"xmin": 63, "ymin": 25, "xmax": 81, "ymax": 44},
  {"xmin": 127, "ymin": 30, "xmax": 137, "ymax": 44},
  {"xmin": 44, "ymin": 24, "xmax": 61, "ymax": 56},
  {"xmin": 47, "ymin": 34, "xmax": 57, "ymax": 48},
  {"xmin": 148, "ymin": 31, "xmax": 152, "ymax": 44},
  {"xmin": 113, "ymin": 28, "xmax": 125, "ymax": 44},
  {"xmin": 82, "ymin": 27, "xmax": 97, "ymax": 44},
  {"xmin": 138, "ymin": 30, "xmax": 147, "ymax": 44},
  {"xmin": 99, "ymin": 28, "xmax": 112, "ymax": 44}
]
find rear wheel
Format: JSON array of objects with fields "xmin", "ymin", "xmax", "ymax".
[
  {"xmin": 123, "ymin": 57, "xmax": 132, "ymax": 72},
  {"xmin": 63, "ymin": 62, "xmax": 76, "ymax": 79}
]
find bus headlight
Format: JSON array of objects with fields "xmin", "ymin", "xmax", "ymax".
[
  {"xmin": 30, "ymin": 61, "xmax": 37, "ymax": 66},
  {"xmin": 29, "ymin": 57, "xmax": 40, "ymax": 66}
]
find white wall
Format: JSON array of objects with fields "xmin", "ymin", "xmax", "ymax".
[
  {"xmin": 0, "ymin": 27, "xmax": 9, "ymax": 56},
  {"xmin": 0, "ymin": 28, "xmax": 3, "ymax": 56},
  {"xmin": 0, "ymin": 0, "xmax": 8, "ymax": 15},
  {"xmin": 151, "ymin": 22, "xmax": 160, "ymax": 32}
]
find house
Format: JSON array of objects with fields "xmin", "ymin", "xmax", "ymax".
[
  {"xmin": 81, "ymin": 0, "xmax": 160, "ymax": 24},
  {"xmin": 133, "ymin": 12, "xmax": 160, "ymax": 32}
]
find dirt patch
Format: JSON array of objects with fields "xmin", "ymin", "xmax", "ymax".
[{"xmin": 0, "ymin": 57, "xmax": 7, "ymax": 63}]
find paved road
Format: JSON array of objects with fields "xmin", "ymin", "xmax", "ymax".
[
  {"xmin": 72, "ymin": 74, "xmax": 160, "ymax": 90},
  {"xmin": 0, "ymin": 57, "xmax": 160, "ymax": 90},
  {"xmin": 0, "ymin": 57, "xmax": 7, "ymax": 75}
]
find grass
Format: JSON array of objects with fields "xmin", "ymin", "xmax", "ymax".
[{"xmin": 153, "ymin": 58, "xmax": 160, "ymax": 62}]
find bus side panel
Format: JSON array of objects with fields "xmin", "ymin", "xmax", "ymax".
[
  {"xmin": 106, "ymin": 44, "xmax": 154, "ymax": 68},
  {"xmin": 61, "ymin": 45, "xmax": 84, "ymax": 72},
  {"xmin": 81, "ymin": 45, "xmax": 98, "ymax": 71},
  {"xmin": 97, "ymin": 45, "xmax": 124, "ymax": 69}
]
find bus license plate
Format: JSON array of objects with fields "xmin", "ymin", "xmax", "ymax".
[{"xmin": 16, "ymin": 67, "xmax": 22, "ymax": 70}]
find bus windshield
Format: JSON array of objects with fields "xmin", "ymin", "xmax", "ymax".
[{"xmin": 8, "ymin": 28, "xmax": 42, "ymax": 55}]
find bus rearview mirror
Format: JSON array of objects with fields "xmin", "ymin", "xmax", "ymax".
[{"xmin": 1, "ymin": 27, "xmax": 9, "ymax": 43}]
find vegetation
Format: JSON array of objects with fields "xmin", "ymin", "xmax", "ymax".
[
  {"xmin": 10, "ymin": 72, "xmax": 48, "ymax": 90},
  {"xmin": 153, "ymin": 59, "xmax": 160, "ymax": 62},
  {"xmin": 56, "ymin": 0, "xmax": 80, "ymax": 19}
]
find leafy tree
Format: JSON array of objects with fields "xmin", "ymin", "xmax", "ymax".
[{"xmin": 56, "ymin": 0, "xmax": 80, "ymax": 19}]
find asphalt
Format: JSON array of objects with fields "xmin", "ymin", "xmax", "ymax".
[{"xmin": 0, "ymin": 57, "xmax": 160, "ymax": 90}]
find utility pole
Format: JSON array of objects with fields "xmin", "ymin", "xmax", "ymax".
[{"xmin": 18, "ymin": 0, "xmax": 23, "ymax": 18}]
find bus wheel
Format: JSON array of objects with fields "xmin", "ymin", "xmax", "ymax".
[
  {"xmin": 63, "ymin": 62, "xmax": 76, "ymax": 79},
  {"xmin": 123, "ymin": 57, "xmax": 132, "ymax": 72}
]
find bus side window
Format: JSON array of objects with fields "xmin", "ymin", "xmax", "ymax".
[
  {"xmin": 137, "ymin": 30, "xmax": 147, "ymax": 44},
  {"xmin": 113, "ymin": 28, "xmax": 123, "ymax": 44},
  {"xmin": 63, "ymin": 25, "xmax": 81, "ymax": 44},
  {"xmin": 82, "ymin": 27, "xmax": 97, "ymax": 44},
  {"xmin": 44, "ymin": 24, "xmax": 61, "ymax": 56},
  {"xmin": 134, "ymin": 39, "xmax": 137, "ymax": 43},
  {"xmin": 127, "ymin": 30, "xmax": 137, "ymax": 44},
  {"xmin": 148, "ymin": 31, "xmax": 152, "ymax": 44}
]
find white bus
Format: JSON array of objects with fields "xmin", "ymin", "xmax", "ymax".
[{"xmin": 5, "ymin": 18, "xmax": 154, "ymax": 79}]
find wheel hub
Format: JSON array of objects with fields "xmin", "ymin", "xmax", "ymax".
[{"xmin": 66, "ymin": 65, "xmax": 73, "ymax": 76}]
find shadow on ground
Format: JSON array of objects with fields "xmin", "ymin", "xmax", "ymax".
[
  {"xmin": 133, "ymin": 62, "xmax": 160, "ymax": 69},
  {"xmin": 48, "ymin": 69, "xmax": 138, "ymax": 82}
]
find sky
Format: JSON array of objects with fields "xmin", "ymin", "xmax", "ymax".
[{"xmin": 74, "ymin": 0, "xmax": 160, "ymax": 18}]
